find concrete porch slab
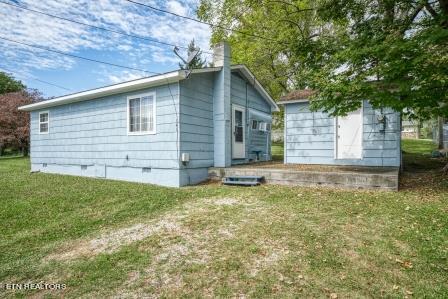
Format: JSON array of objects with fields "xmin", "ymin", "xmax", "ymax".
[{"xmin": 209, "ymin": 162, "xmax": 400, "ymax": 191}]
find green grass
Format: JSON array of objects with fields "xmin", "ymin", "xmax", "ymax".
[
  {"xmin": 402, "ymin": 138, "xmax": 437, "ymax": 154},
  {"xmin": 0, "ymin": 140, "xmax": 447, "ymax": 298},
  {"xmin": 271, "ymin": 142, "xmax": 284, "ymax": 161},
  {"xmin": 402, "ymin": 139, "xmax": 446, "ymax": 172}
]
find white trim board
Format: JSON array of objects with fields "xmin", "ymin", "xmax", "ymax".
[{"xmin": 19, "ymin": 65, "xmax": 279, "ymax": 113}]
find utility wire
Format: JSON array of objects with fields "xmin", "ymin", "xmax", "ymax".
[
  {"xmin": 123, "ymin": 0, "xmax": 282, "ymax": 43},
  {"xmin": 0, "ymin": 65, "xmax": 72, "ymax": 91},
  {"xmin": 0, "ymin": 36, "xmax": 159, "ymax": 75},
  {"xmin": 0, "ymin": 0, "xmax": 231, "ymax": 59},
  {"xmin": 0, "ymin": 1, "xmax": 182, "ymax": 50}
]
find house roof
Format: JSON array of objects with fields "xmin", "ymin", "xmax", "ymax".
[
  {"xmin": 18, "ymin": 65, "xmax": 279, "ymax": 112},
  {"xmin": 277, "ymin": 89, "xmax": 316, "ymax": 105}
]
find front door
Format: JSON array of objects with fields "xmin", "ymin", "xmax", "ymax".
[
  {"xmin": 232, "ymin": 105, "xmax": 246, "ymax": 159},
  {"xmin": 336, "ymin": 108, "xmax": 363, "ymax": 159}
]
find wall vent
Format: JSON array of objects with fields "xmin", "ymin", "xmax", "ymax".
[
  {"xmin": 42, "ymin": 163, "xmax": 47, "ymax": 168},
  {"xmin": 81, "ymin": 165, "xmax": 88, "ymax": 170},
  {"xmin": 142, "ymin": 167, "xmax": 151, "ymax": 173}
]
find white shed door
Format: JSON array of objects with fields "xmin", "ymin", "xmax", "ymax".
[{"xmin": 336, "ymin": 108, "xmax": 363, "ymax": 159}]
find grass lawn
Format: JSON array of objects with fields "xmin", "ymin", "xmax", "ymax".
[{"xmin": 0, "ymin": 139, "xmax": 447, "ymax": 298}]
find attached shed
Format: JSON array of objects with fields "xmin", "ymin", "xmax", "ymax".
[{"xmin": 279, "ymin": 90, "xmax": 401, "ymax": 167}]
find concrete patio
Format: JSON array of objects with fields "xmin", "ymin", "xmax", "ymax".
[{"xmin": 209, "ymin": 161, "xmax": 400, "ymax": 191}]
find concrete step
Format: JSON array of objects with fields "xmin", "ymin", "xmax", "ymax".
[
  {"xmin": 222, "ymin": 175, "xmax": 264, "ymax": 186},
  {"xmin": 210, "ymin": 166, "xmax": 399, "ymax": 191}
]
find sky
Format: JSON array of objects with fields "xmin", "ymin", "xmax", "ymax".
[{"xmin": 0, "ymin": 0, "xmax": 212, "ymax": 97}]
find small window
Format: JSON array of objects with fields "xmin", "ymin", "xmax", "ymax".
[
  {"xmin": 128, "ymin": 93, "xmax": 156, "ymax": 134},
  {"xmin": 39, "ymin": 111, "xmax": 49, "ymax": 134},
  {"xmin": 266, "ymin": 123, "xmax": 272, "ymax": 132},
  {"xmin": 259, "ymin": 122, "xmax": 267, "ymax": 131},
  {"xmin": 251, "ymin": 120, "xmax": 259, "ymax": 130}
]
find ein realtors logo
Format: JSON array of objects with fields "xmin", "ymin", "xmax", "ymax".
[{"xmin": 1, "ymin": 282, "xmax": 66, "ymax": 291}]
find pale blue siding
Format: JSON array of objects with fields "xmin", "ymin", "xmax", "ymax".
[
  {"xmin": 230, "ymin": 73, "xmax": 272, "ymax": 164},
  {"xmin": 29, "ymin": 68, "xmax": 275, "ymax": 187},
  {"xmin": 30, "ymin": 83, "xmax": 182, "ymax": 187},
  {"xmin": 178, "ymin": 72, "xmax": 215, "ymax": 185},
  {"xmin": 176, "ymin": 71, "xmax": 274, "ymax": 185},
  {"xmin": 284, "ymin": 100, "xmax": 401, "ymax": 167}
]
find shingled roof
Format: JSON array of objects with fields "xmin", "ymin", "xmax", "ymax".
[{"xmin": 278, "ymin": 89, "xmax": 316, "ymax": 104}]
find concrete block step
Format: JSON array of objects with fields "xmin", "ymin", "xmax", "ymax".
[{"xmin": 222, "ymin": 175, "xmax": 264, "ymax": 186}]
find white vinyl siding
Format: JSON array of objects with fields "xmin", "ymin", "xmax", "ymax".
[
  {"xmin": 127, "ymin": 92, "xmax": 156, "ymax": 135},
  {"xmin": 39, "ymin": 111, "xmax": 49, "ymax": 134}
]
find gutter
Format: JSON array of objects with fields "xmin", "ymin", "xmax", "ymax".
[{"xmin": 18, "ymin": 70, "xmax": 186, "ymax": 112}]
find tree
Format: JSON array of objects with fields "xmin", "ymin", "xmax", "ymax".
[
  {"xmin": 0, "ymin": 71, "xmax": 26, "ymax": 94},
  {"xmin": 197, "ymin": 0, "xmax": 335, "ymax": 128},
  {"xmin": 198, "ymin": 0, "xmax": 448, "ymax": 118},
  {"xmin": 0, "ymin": 90, "xmax": 41, "ymax": 156},
  {"xmin": 310, "ymin": 0, "xmax": 448, "ymax": 119},
  {"xmin": 179, "ymin": 39, "xmax": 207, "ymax": 69}
]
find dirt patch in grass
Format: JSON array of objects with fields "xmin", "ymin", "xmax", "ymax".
[
  {"xmin": 46, "ymin": 196, "xmax": 298, "ymax": 297},
  {"xmin": 46, "ymin": 218, "xmax": 183, "ymax": 261}
]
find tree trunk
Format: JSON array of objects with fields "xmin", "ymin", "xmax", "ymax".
[
  {"xmin": 438, "ymin": 117, "xmax": 445, "ymax": 149},
  {"xmin": 0, "ymin": 146, "xmax": 3, "ymax": 156},
  {"xmin": 416, "ymin": 121, "xmax": 421, "ymax": 139}
]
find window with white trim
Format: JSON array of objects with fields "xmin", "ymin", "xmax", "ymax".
[
  {"xmin": 251, "ymin": 120, "xmax": 259, "ymax": 130},
  {"xmin": 128, "ymin": 93, "xmax": 155, "ymax": 134},
  {"xmin": 39, "ymin": 111, "xmax": 49, "ymax": 134}
]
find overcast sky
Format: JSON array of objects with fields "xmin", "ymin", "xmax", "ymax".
[{"xmin": 0, "ymin": 0, "xmax": 212, "ymax": 97}]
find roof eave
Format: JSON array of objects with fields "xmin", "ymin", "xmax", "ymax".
[
  {"xmin": 277, "ymin": 99, "xmax": 310, "ymax": 105},
  {"xmin": 18, "ymin": 71, "xmax": 184, "ymax": 112}
]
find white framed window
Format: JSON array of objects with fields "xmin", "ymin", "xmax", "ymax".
[
  {"xmin": 251, "ymin": 120, "xmax": 259, "ymax": 130},
  {"xmin": 127, "ymin": 92, "xmax": 156, "ymax": 135},
  {"xmin": 259, "ymin": 122, "xmax": 267, "ymax": 131},
  {"xmin": 266, "ymin": 123, "xmax": 272, "ymax": 132},
  {"xmin": 39, "ymin": 111, "xmax": 49, "ymax": 134}
]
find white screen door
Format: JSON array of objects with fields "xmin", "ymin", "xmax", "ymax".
[
  {"xmin": 232, "ymin": 105, "xmax": 246, "ymax": 159},
  {"xmin": 336, "ymin": 108, "xmax": 363, "ymax": 159}
]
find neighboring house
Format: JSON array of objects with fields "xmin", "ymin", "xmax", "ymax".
[
  {"xmin": 401, "ymin": 119, "xmax": 419, "ymax": 139},
  {"xmin": 278, "ymin": 90, "xmax": 401, "ymax": 167},
  {"xmin": 19, "ymin": 42, "xmax": 279, "ymax": 187}
]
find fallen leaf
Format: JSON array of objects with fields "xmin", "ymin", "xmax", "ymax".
[
  {"xmin": 403, "ymin": 261, "xmax": 413, "ymax": 269},
  {"xmin": 393, "ymin": 285, "xmax": 399, "ymax": 291},
  {"xmin": 396, "ymin": 258, "xmax": 413, "ymax": 269},
  {"xmin": 330, "ymin": 293, "xmax": 338, "ymax": 299}
]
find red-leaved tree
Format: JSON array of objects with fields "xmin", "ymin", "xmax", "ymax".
[{"xmin": 0, "ymin": 90, "xmax": 41, "ymax": 156}]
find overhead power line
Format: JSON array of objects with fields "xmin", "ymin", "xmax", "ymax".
[
  {"xmin": 0, "ymin": 36, "xmax": 159, "ymax": 75},
  {"xmin": 0, "ymin": 0, "xmax": 231, "ymax": 59},
  {"xmin": 123, "ymin": 0, "xmax": 281, "ymax": 43},
  {"xmin": 0, "ymin": 65, "xmax": 72, "ymax": 91},
  {"xmin": 0, "ymin": 1, "xmax": 183, "ymax": 50}
]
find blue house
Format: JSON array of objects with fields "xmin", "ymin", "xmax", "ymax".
[
  {"xmin": 19, "ymin": 43, "xmax": 279, "ymax": 187},
  {"xmin": 278, "ymin": 90, "xmax": 401, "ymax": 167}
]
